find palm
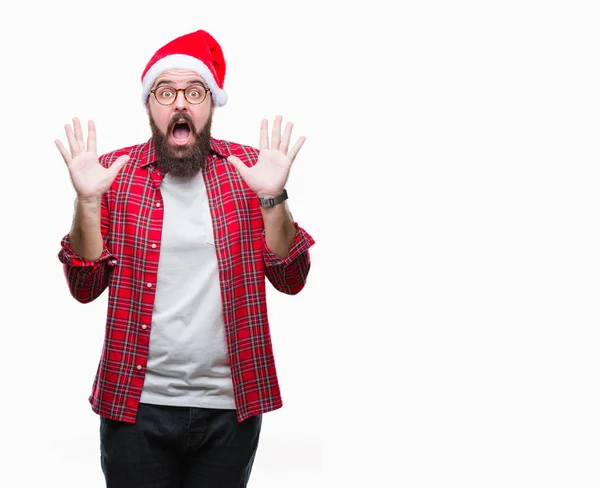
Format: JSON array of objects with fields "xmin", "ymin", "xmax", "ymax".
[
  {"xmin": 228, "ymin": 116, "xmax": 305, "ymax": 197},
  {"xmin": 67, "ymin": 150, "xmax": 114, "ymax": 199},
  {"xmin": 55, "ymin": 118, "xmax": 129, "ymax": 200}
]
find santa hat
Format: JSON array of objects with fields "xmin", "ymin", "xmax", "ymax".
[{"xmin": 141, "ymin": 29, "xmax": 228, "ymax": 107}]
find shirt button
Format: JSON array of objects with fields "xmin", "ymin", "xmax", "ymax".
[
  {"xmin": 156, "ymin": 202, "xmax": 161, "ymax": 207},
  {"xmin": 147, "ymin": 283, "xmax": 153, "ymax": 288},
  {"xmin": 142, "ymin": 325, "xmax": 147, "ymax": 330},
  {"xmin": 151, "ymin": 243, "xmax": 157, "ymax": 249},
  {"xmin": 136, "ymin": 365, "xmax": 142, "ymax": 371}
]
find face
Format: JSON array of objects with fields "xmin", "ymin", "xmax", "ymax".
[{"xmin": 146, "ymin": 69, "xmax": 215, "ymax": 178}]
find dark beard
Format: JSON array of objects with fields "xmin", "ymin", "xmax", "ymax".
[{"xmin": 149, "ymin": 112, "xmax": 213, "ymax": 178}]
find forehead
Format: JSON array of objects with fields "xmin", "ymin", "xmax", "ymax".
[{"xmin": 153, "ymin": 69, "xmax": 206, "ymax": 86}]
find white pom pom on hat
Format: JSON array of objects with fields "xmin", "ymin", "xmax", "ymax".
[{"xmin": 141, "ymin": 29, "xmax": 228, "ymax": 107}]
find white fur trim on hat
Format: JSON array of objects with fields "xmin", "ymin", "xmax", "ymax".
[{"xmin": 141, "ymin": 54, "xmax": 228, "ymax": 107}]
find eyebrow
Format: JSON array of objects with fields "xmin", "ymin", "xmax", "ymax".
[{"xmin": 154, "ymin": 79, "xmax": 207, "ymax": 89}]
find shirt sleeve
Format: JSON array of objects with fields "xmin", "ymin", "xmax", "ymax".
[
  {"xmin": 57, "ymin": 234, "xmax": 116, "ymax": 303},
  {"xmin": 263, "ymin": 222, "xmax": 315, "ymax": 295}
]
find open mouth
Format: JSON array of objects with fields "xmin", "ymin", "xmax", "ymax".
[{"xmin": 171, "ymin": 120, "xmax": 192, "ymax": 146}]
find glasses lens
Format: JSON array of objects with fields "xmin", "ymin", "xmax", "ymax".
[
  {"xmin": 155, "ymin": 87, "xmax": 176, "ymax": 105},
  {"xmin": 184, "ymin": 85, "xmax": 207, "ymax": 104}
]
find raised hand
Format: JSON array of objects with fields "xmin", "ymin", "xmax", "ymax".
[
  {"xmin": 55, "ymin": 118, "xmax": 129, "ymax": 201},
  {"xmin": 227, "ymin": 115, "xmax": 305, "ymax": 197}
]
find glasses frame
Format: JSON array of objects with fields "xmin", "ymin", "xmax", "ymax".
[{"xmin": 150, "ymin": 84, "xmax": 211, "ymax": 106}]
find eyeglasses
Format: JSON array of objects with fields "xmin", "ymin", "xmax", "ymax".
[{"xmin": 150, "ymin": 84, "xmax": 211, "ymax": 105}]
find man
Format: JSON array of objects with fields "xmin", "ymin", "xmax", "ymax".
[{"xmin": 55, "ymin": 28, "xmax": 314, "ymax": 487}]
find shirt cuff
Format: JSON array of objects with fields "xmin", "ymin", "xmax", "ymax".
[
  {"xmin": 262, "ymin": 223, "xmax": 315, "ymax": 267},
  {"xmin": 58, "ymin": 234, "xmax": 116, "ymax": 268}
]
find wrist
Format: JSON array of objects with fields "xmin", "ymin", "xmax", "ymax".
[
  {"xmin": 258, "ymin": 189, "xmax": 288, "ymax": 208},
  {"xmin": 77, "ymin": 195, "xmax": 102, "ymax": 206}
]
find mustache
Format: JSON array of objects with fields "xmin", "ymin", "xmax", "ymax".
[{"xmin": 167, "ymin": 113, "xmax": 197, "ymax": 134}]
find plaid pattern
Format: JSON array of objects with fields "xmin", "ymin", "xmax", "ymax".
[{"xmin": 58, "ymin": 137, "xmax": 314, "ymax": 423}]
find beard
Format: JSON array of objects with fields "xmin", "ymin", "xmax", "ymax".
[{"xmin": 149, "ymin": 111, "xmax": 213, "ymax": 178}]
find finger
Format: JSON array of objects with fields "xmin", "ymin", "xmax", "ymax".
[
  {"xmin": 73, "ymin": 118, "xmax": 85, "ymax": 150},
  {"xmin": 227, "ymin": 155, "xmax": 249, "ymax": 179},
  {"xmin": 87, "ymin": 120, "xmax": 97, "ymax": 153},
  {"xmin": 279, "ymin": 122, "xmax": 293, "ymax": 154},
  {"xmin": 271, "ymin": 115, "xmax": 283, "ymax": 150},
  {"xmin": 259, "ymin": 119, "xmax": 269, "ymax": 150},
  {"xmin": 109, "ymin": 155, "xmax": 130, "ymax": 178},
  {"xmin": 54, "ymin": 140, "xmax": 72, "ymax": 166},
  {"xmin": 64, "ymin": 124, "xmax": 79, "ymax": 157},
  {"xmin": 288, "ymin": 136, "xmax": 306, "ymax": 164}
]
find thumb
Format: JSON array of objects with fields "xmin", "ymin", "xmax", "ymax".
[
  {"xmin": 109, "ymin": 155, "xmax": 130, "ymax": 178},
  {"xmin": 227, "ymin": 155, "xmax": 249, "ymax": 179}
]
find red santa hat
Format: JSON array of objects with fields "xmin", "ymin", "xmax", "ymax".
[{"xmin": 141, "ymin": 29, "xmax": 228, "ymax": 107}]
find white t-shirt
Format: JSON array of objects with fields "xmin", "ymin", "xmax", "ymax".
[{"xmin": 139, "ymin": 171, "xmax": 235, "ymax": 409}]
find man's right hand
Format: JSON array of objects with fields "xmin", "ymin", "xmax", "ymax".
[{"xmin": 55, "ymin": 118, "xmax": 129, "ymax": 201}]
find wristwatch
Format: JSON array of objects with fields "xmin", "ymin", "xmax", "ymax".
[{"xmin": 258, "ymin": 189, "xmax": 288, "ymax": 208}]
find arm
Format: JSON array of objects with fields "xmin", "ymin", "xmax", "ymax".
[
  {"xmin": 55, "ymin": 118, "xmax": 128, "ymax": 303},
  {"xmin": 70, "ymin": 196, "xmax": 104, "ymax": 260},
  {"xmin": 58, "ymin": 194, "xmax": 115, "ymax": 303},
  {"xmin": 228, "ymin": 115, "xmax": 315, "ymax": 294},
  {"xmin": 261, "ymin": 200, "xmax": 296, "ymax": 259},
  {"xmin": 261, "ymin": 189, "xmax": 315, "ymax": 295}
]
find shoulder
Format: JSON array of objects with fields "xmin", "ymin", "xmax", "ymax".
[
  {"xmin": 98, "ymin": 140, "xmax": 153, "ymax": 196},
  {"xmin": 211, "ymin": 138, "xmax": 259, "ymax": 167},
  {"xmin": 98, "ymin": 140, "xmax": 151, "ymax": 170}
]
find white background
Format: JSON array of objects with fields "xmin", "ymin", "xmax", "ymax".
[{"xmin": 1, "ymin": 0, "xmax": 600, "ymax": 487}]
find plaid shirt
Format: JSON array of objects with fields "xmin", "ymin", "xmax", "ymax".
[{"xmin": 58, "ymin": 137, "xmax": 314, "ymax": 423}]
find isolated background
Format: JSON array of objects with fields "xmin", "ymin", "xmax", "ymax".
[{"xmin": 1, "ymin": 0, "xmax": 600, "ymax": 486}]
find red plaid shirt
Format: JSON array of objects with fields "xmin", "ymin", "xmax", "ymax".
[{"xmin": 58, "ymin": 137, "xmax": 314, "ymax": 423}]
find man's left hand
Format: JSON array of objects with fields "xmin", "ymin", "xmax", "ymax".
[{"xmin": 227, "ymin": 115, "xmax": 305, "ymax": 197}]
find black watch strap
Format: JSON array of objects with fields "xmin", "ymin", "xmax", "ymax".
[{"xmin": 258, "ymin": 189, "xmax": 288, "ymax": 208}]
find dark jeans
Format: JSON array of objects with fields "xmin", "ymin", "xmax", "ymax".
[{"xmin": 100, "ymin": 403, "xmax": 262, "ymax": 488}]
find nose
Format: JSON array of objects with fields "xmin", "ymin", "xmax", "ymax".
[{"xmin": 173, "ymin": 89, "xmax": 188, "ymax": 110}]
